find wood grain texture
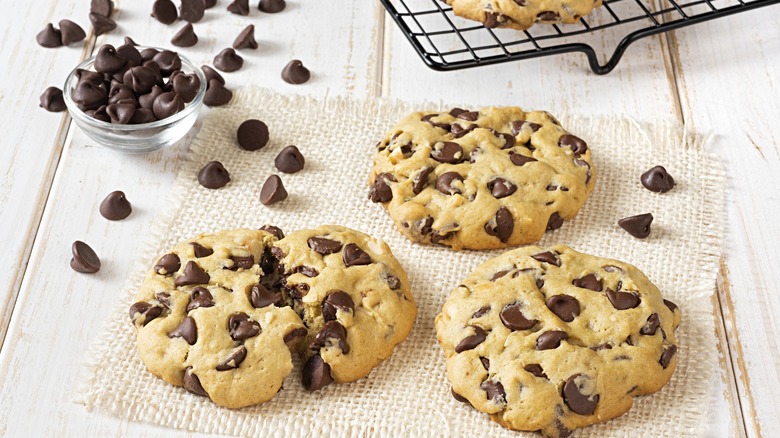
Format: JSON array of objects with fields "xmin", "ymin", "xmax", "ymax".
[{"xmin": 669, "ymin": 8, "xmax": 780, "ymax": 436}]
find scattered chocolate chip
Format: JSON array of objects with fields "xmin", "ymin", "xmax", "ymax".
[
  {"xmin": 605, "ymin": 288, "xmax": 640, "ymax": 310},
  {"xmin": 484, "ymin": 11, "xmax": 505, "ymax": 28},
  {"xmin": 99, "ymin": 190, "xmax": 132, "ymax": 220},
  {"xmin": 511, "ymin": 120, "xmax": 541, "ymax": 134},
  {"xmin": 455, "ymin": 111, "xmax": 479, "ymax": 121},
  {"xmin": 36, "ymin": 23, "xmax": 62, "ymax": 48},
  {"xmin": 154, "ymin": 253, "xmax": 180, "ymax": 275},
  {"xmin": 216, "ymin": 346, "xmax": 247, "ymax": 370},
  {"xmin": 449, "ymin": 108, "xmax": 467, "ymax": 117},
  {"xmin": 59, "ymin": 20, "xmax": 86, "ymax": 46},
  {"xmin": 546, "ymin": 295, "xmax": 580, "ymax": 322},
  {"xmin": 89, "ymin": 13, "xmax": 116, "ymax": 36},
  {"xmin": 491, "ymin": 270, "xmax": 511, "ymax": 281},
  {"xmin": 229, "ymin": 255, "xmax": 254, "ymax": 270},
  {"xmin": 343, "ymin": 243, "xmax": 371, "ymax": 266},
  {"xmin": 174, "ymin": 261, "xmax": 210, "ymax": 286},
  {"xmin": 451, "ymin": 123, "xmax": 476, "ymax": 138},
  {"xmin": 509, "ymin": 151, "xmax": 537, "ymax": 166},
  {"xmin": 538, "ymin": 10, "xmax": 561, "ymax": 21},
  {"xmin": 213, "ymin": 48, "xmax": 243, "ymax": 72},
  {"xmin": 558, "ymin": 134, "xmax": 588, "ymax": 155},
  {"xmin": 91, "ymin": 0, "xmax": 115, "ymax": 17},
  {"xmin": 563, "ymin": 374, "xmax": 599, "ymax": 415},
  {"xmin": 228, "ymin": 312, "xmax": 261, "ymax": 340},
  {"xmin": 152, "ymin": 91, "xmax": 184, "ymax": 120},
  {"xmin": 227, "ymin": 0, "xmax": 250, "ymax": 15},
  {"xmin": 480, "ymin": 380, "xmax": 506, "ymax": 404},
  {"xmin": 479, "ymin": 356, "xmax": 490, "ymax": 370},
  {"xmin": 618, "ymin": 213, "xmax": 653, "ymax": 239},
  {"xmin": 310, "ymin": 320, "xmax": 349, "ymax": 353},
  {"xmin": 197, "ymin": 161, "xmax": 231, "ymax": 189},
  {"xmin": 322, "ymin": 291, "xmax": 354, "ymax": 321},
  {"xmin": 187, "ymin": 286, "xmax": 215, "ymax": 311},
  {"xmin": 39, "ymin": 87, "xmax": 66, "ymax": 112},
  {"xmin": 152, "ymin": 50, "xmax": 182, "ymax": 75},
  {"xmin": 190, "ymin": 242, "xmax": 213, "ymax": 258},
  {"xmin": 455, "ymin": 326, "xmax": 487, "ymax": 353},
  {"xmin": 435, "ymin": 172, "xmax": 464, "ymax": 195},
  {"xmin": 302, "ymin": 354, "xmax": 332, "ymax": 391},
  {"xmin": 531, "ymin": 251, "xmax": 560, "ymax": 266},
  {"xmin": 487, "ymin": 178, "xmax": 516, "ymax": 199},
  {"xmin": 572, "ymin": 274, "xmax": 602, "ymax": 291},
  {"xmin": 70, "ymin": 241, "xmax": 101, "ymax": 273},
  {"xmin": 494, "ymin": 131, "xmax": 515, "ymax": 149},
  {"xmin": 168, "ymin": 316, "xmax": 197, "ymax": 344},
  {"xmin": 106, "ymin": 103, "xmax": 136, "ymax": 124},
  {"xmin": 152, "ymin": 0, "xmax": 178, "ymax": 24},
  {"xmin": 203, "ymin": 79, "xmax": 232, "ymax": 106},
  {"xmin": 273, "ymin": 145, "xmax": 305, "ymax": 174},
  {"xmin": 258, "ymin": 0, "xmax": 286, "ymax": 13},
  {"xmin": 536, "ymin": 330, "xmax": 568, "ymax": 350},
  {"xmin": 249, "ymin": 283, "xmax": 281, "ymax": 308},
  {"xmin": 260, "ymin": 175, "xmax": 288, "ymax": 205},
  {"xmin": 281, "ymin": 59, "xmax": 311, "ymax": 84},
  {"xmin": 129, "ymin": 302, "xmax": 163, "ymax": 326},
  {"xmin": 546, "ymin": 212, "xmax": 564, "ymax": 231},
  {"xmin": 182, "ymin": 367, "xmax": 208, "ymax": 396},
  {"xmin": 421, "ymin": 114, "xmax": 450, "ymax": 130},
  {"xmin": 180, "ymin": 0, "xmax": 205, "ymax": 22},
  {"xmin": 484, "ymin": 207, "xmax": 514, "ymax": 243},
  {"xmin": 663, "ymin": 299, "xmax": 679, "ymax": 313},
  {"xmin": 172, "ymin": 23, "xmax": 198, "ymax": 47},
  {"xmin": 500, "ymin": 302, "xmax": 537, "ymax": 331},
  {"xmin": 260, "ymin": 224, "xmax": 284, "ymax": 239},
  {"xmin": 411, "ymin": 166, "xmax": 434, "ymax": 195},
  {"xmin": 385, "ymin": 274, "xmax": 401, "ymax": 290},
  {"xmin": 284, "ymin": 327, "xmax": 307, "ymax": 344},
  {"xmin": 641, "ymin": 165, "xmax": 675, "ymax": 193},
  {"xmin": 236, "ymin": 119, "xmax": 269, "ymax": 151},
  {"xmin": 451, "ymin": 388, "xmax": 469, "ymax": 403},
  {"xmin": 431, "ymin": 141, "xmax": 463, "ymax": 164},
  {"xmin": 202, "ymin": 65, "xmax": 224, "ymax": 85},
  {"xmin": 307, "ymin": 237, "xmax": 342, "ymax": 255},
  {"xmin": 574, "ymin": 159, "xmax": 592, "ymax": 184},
  {"xmin": 660, "ymin": 345, "xmax": 677, "ymax": 368},
  {"xmin": 368, "ymin": 173, "xmax": 395, "ymax": 202},
  {"xmin": 472, "ymin": 305, "xmax": 491, "ymax": 318},
  {"xmin": 524, "ymin": 364, "xmax": 547, "ymax": 379},
  {"xmin": 641, "ymin": 313, "xmax": 661, "ymax": 335},
  {"xmin": 233, "ymin": 24, "xmax": 258, "ymax": 50},
  {"xmin": 294, "ymin": 265, "xmax": 319, "ymax": 277}
]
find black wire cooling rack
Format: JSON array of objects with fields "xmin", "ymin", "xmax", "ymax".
[{"xmin": 380, "ymin": 0, "xmax": 780, "ymax": 74}]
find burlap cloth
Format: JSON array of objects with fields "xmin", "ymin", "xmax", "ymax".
[{"xmin": 80, "ymin": 87, "xmax": 726, "ymax": 437}]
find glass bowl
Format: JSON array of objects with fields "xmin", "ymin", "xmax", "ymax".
[{"xmin": 63, "ymin": 48, "xmax": 206, "ymax": 153}]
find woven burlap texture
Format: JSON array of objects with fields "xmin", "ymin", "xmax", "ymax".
[{"xmin": 81, "ymin": 87, "xmax": 725, "ymax": 437}]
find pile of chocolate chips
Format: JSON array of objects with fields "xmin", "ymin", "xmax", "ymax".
[{"xmin": 72, "ymin": 42, "xmax": 202, "ymax": 124}]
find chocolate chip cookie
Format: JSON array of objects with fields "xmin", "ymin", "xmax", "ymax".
[
  {"xmin": 443, "ymin": 0, "xmax": 602, "ymax": 31},
  {"xmin": 369, "ymin": 107, "xmax": 595, "ymax": 250},
  {"xmin": 435, "ymin": 245, "xmax": 681, "ymax": 437},
  {"xmin": 272, "ymin": 225, "xmax": 417, "ymax": 390}
]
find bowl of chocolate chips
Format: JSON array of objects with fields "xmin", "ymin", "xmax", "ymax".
[{"xmin": 63, "ymin": 43, "xmax": 206, "ymax": 152}]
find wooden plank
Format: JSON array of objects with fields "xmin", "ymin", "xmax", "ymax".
[
  {"xmin": 0, "ymin": 0, "xmax": 92, "ymax": 343},
  {"xmin": 0, "ymin": 0, "xmax": 382, "ymax": 435},
  {"xmin": 667, "ymin": 7, "xmax": 780, "ymax": 436}
]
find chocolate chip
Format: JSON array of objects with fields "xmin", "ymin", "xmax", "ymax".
[
  {"xmin": 451, "ymin": 388, "xmax": 469, "ymax": 403},
  {"xmin": 660, "ymin": 345, "xmax": 677, "ymax": 368},
  {"xmin": 310, "ymin": 320, "xmax": 349, "ymax": 353},
  {"xmin": 226, "ymin": 0, "xmax": 248, "ymax": 14},
  {"xmin": 172, "ymin": 73, "xmax": 201, "ymax": 103},
  {"xmin": 618, "ymin": 213, "xmax": 653, "ymax": 239},
  {"xmin": 106, "ymin": 103, "xmax": 136, "ymax": 124},
  {"xmin": 99, "ymin": 190, "xmax": 132, "ymax": 220},
  {"xmin": 168, "ymin": 316, "xmax": 197, "ymax": 344},
  {"xmin": 259, "ymin": 0, "xmax": 286, "ymax": 13},
  {"xmin": 70, "ymin": 241, "xmax": 101, "ymax": 273},
  {"xmin": 435, "ymin": 172, "xmax": 464, "ymax": 195},
  {"xmin": 152, "ymin": 91, "xmax": 184, "ymax": 119},
  {"xmin": 39, "ymin": 87, "xmax": 66, "ymax": 112},
  {"xmin": 431, "ymin": 142, "xmax": 463, "ymax": 164},
  {"xmin": 302, "ymin": 354, "xmax": 332, "ymax": 391},
  {"xmin": 491, "ymin": 270, "xmax": 511, "ymax": 281},
  {"xmin": 524, "ymin": 364, "xmax": 547, "ymax": 379},
  {"xmin": 187, "ymin": 286, "xmax": 215, "ymax": 311},
  {"xmin": 451, "ymin": 123, "xmax": 476, "ymax": 138},
  {"xmin": 129, "ymin": 302, "xmax": 163, "ymax": 326},
  {"xmin": 281, "ymin": 59, "xmax": 311, "ymax": 84},
  {"xmin": 154, "ymin": 253, "xmax": 180, "ymax": 275},
  {"xmin": 536, "ymin": 330, "xmax": 568, "ymax": 350},
  {"xmin": 107, "ymin": 85, "xmax": 135, "ymax": 106},
  {"xmin": 421, "ymin": 114, "xmax": 450, "ymax": 130},
  {"xmin": 203, "ymin": 79, "xmax": 232, "ymax": 106},
  {"xmin": 558, "ymin": 134, "xmax": 588, "ymax": 155},
  {"xmin": 448, "ymin": 108, "xmax": 467, "ymax": 117},
  {"xmin": 531, "ymin": 251, "xmax": 560, "ymax": 266},
  {"xmin": 307, "ymin": 237, "xmax": 342, "ymax": 255},
  {"xmin": 605, "ymin": 288, "xmax": 640, "ymax": 310},
  {"xmin": 546, "ymin": 212, "xmax": 564, "ymax": 231},
  {"xmin": 36, "ymin": 23, "xmax": 62, "ymax": 48},
  {"xmin": 94, "ymin": 45, "xmax": 126, "ymax": 73},
  {"xmin": 479, "ymin": 356, "xmax": 490, "ymax": 370},
  {"xmin": 249, "ymin": 283, "xmax": 281, "ymax": 308},
  {"xmin": 511, "ymin": 120, "xmax": 542, "ymax": 134},
  {"xmin": 563, "ymin": 374, "xmax": 599, "ymax": 415},
  {"xmin": 641, "ymin": 313, "xmax": 661, "ymax": 335},
  {"xmin": 228, "ymin": 255, "xmax": 254, "ymax": 270},
  {"xmin": 141, "ymin": 48, "xmax": 159, "ymax": 63},
  {"xmin": 121, "ymin": 66, "xmax": 156, "ymax": 95},
  {"xmin": 201, "ymin": 66, "xmax": 225, "ymax": 86},
  {"xmin": 233, "ymin": 24, "xmax": 258, "ymax": 50},
  {"xmin": 180, "ymin": 0, "xmax": 206, "ymax": 22},
  {"xmin": 228, "ymin": 312, "xmax": 261, "ymax": 340},
  {"xmin": 197, "ymin": 161, "xmax": 231, "ymax": 189},
  {"xmin": 85, "ymin": 105, "xmax": 111, "ymax": 122},
  {"xmin": 480, "ymin": 380, "xmax": 506, "ymax": 404},
  {"xmin": 456, "ymin": 111, "xmax": 479, "ymax": 121},
  {"xmin": 490, "ymin": 130, "xmax": 515, "ymax": 149},
  {"xmin": 454, "ymin": 326, "xmax": 487, "ymax": 353},
  {"xmin": 91, "ymin": 0, "xmax": 115, "ymax": 17},
  {"xmin": 182, "ymin": 367, "xmax": 208, "ymax": 396},
  {"xmin": 189, "ymin": 242, "xmax": 212, "ymax": 258},
  {"xmin": 500, "ymin": 302, "xmax": 537, "ymax": 331},
  {"xmin": 117, "ymin": 43, "xmax": 143, "ymax": 67},
  {"xmin": 538, "ymin": 10, "xmax": 561, "ymax": 21},
  {"xmin": 322, "ymin": 291, "xmax": 354, "ymax": 321},
  {"xmin": 284, "ymin": 327, "xmax": 307, "ymax": 344},
  {"xmin": 236, "ymin": 119, "xmax": 269, "ymax": 151},
  {"xmin": 172, "ymin": 23, "xmax": 198, "ymax": 47},
  {"xmin": 641, "ymin": 165, "xmax": 675, "ymax": 193},
  {"xmin": 412, "ymin": 167, "xmax": 434, "ymax": 195},
  {"xmin": 267, "ymin": 147, "xmax": 305, "ymax": 176},
  {"xmin": 260, "ymin": 224, "xmax": 284, "ymax": 239},
  {"xmin": 59, "ymin": 20, "xmax": 86, "ymax": 45},
  {"xmin": 487, "ymin": 178, "xmax": 516, "ymax": 199},
  {"xmin": 216, "ymin": 346, "xmax": 247, "ymax": 371},
  {"xmin": 368, "ymin": 173, "xmax": 395, "ymax": 202},
  {"xmin": 153, "ymin": 50, "xmax": 182, "ymax": 75},
  {"xmin": 431, "ymin": 228, "xmax": 456, "ymax": 244},
  {"xmin": 342, "ymin": 243, "xmax": 371, "ymax": 266},
  {"xmin": 663, "ymin": 299, "xmax": 679, "ymax": 313},
  {"xmin": 509, "ymin": 151, "xmax": 537, "ymax": 166},
  {"xmin": 139, "ymin": 85, "xmax": 164, "ymax": 109},
  {"xmin": 89, "ymin": 13, "xmax": 116, "ymax": 36},
  {"xmin": 546, "ymin": 295, "xmax": 580, "ymax": 322},
  {"xmin": 472, "ymin": 305, "xmax": 491, "ymax": 318},
  {"xmin": 484, "ymin": 11, "xmax": 505, "ymax": 28},
  {"xmin": 385, "ymin": 274, "xmax": 401, "ymax": 290},
  {"xmin": 174, "ymin": 261, "xmax": 210, "ymax": 286},
  {"xmin": 152, "ymin": 0, "xmax": 178, "ymax": 24},
  {"xmin": 130, "ymin": 107, "xmax": 157, "ymax": 124},
  {"xmin": 213, "ymin": 48, "xmax": 243, "ymax": 72},
  {"xmin": 590, "ymin": 344, "xmax": 612, "ymax": 351},
  {"xmin": 484, "ymin": 207, "xmax": 513, "ymax": 243},
  {"xmin": 572, "ymin": 274, "xmax": 602, "ymax": 291},
  {"xmin": 260, "ymin": 175, "xmax": 288, "ymax": 205}
]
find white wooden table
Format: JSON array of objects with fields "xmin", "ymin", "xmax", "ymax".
[{"xmin": 0, "ymin": 0, "xmax": 778, "ymax": 436}]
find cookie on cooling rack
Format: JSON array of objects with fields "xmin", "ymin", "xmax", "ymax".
[
  {"xmin": 369, "ymin": 106, "xmax": 595, "ymax": 250},
  {"xmin": 435, "ymin": 245, "xmax": 681, "ymax": 437},
  {"xmin": 443, "ymin": 0, "xmax": 602, "ymax": 31}
]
